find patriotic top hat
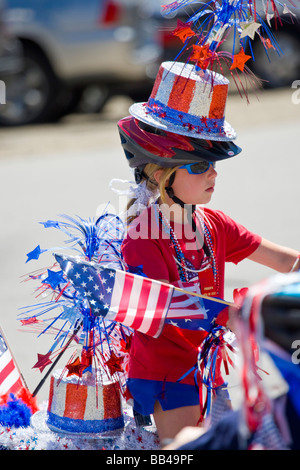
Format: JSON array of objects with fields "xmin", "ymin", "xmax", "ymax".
[{"xmin": 130, "ymin": 61, "xmax": 236, "ymax": 142}]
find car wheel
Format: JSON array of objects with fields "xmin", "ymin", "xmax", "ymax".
[
  {"xmin": 251, "ymin": 28, "xmax": 300, "ymax": 88},
  {"xmin": 0, "ymin": 44, "xmax": 69, "ymax": 126},
  {"xmin": 76, "ymin": 85, "xmax": 111, "ymax": 114}
]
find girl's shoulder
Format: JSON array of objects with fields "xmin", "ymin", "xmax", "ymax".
[{"xmin": 196, "ymin": 206, "xmax": 231, "ymax": 228}]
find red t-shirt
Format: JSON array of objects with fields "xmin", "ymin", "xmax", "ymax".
[{"xmin": 121, "ymin": 205, "xmax": 261, "ymax": 385}]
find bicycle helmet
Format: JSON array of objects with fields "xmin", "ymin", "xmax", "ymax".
[
  {"xmin": 118, "ymin": 116, "xmax": 241, "ymax": 171},
  {"xmin": 118, "ymin": 115, "xmax": 241, "ymax": 213}
]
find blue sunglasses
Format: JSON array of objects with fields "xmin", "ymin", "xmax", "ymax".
[{"xmin": 179, "ymin": 160, "xmax": 216, "ymax": 175}]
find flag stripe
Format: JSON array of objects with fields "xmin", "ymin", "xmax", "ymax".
[
  {"xmin": 9, "ymin": 377, "xmax": 23, "ymax": 395},
  {"xmin": 0, "ymin": 349, "xmax": 23, "ymax": 395},
  {"xmin": 137, "ymin": 281, "xmax": 161, "ymax": 334},
  {"xmin": 167, "ymin": 284, "xmax": 208, "ymax": 319},
  {"xmin": 115, "ymin": 272, "xmax": 134, "ymax": 323},
  {"xmin": 146, "ymin": 284, "xmax": 174, "ymax": 337},
  {"xmin": 125, "ymin": 277, "xmax": 152, "ymax": 331},
  {"xmin": 123, "ymin": 276, "xmax": 153, "ymax": 331},
  {"xmin": 110, "ymin": 269, "xmax": 126, "ymax": 316},
  {"xmin": 64, "ymin": 383, "xmax": 87, "ymax": 419}
]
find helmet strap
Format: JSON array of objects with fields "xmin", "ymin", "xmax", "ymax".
[
  {"xmin": 135, "ymin": 167, "xmax": 158, "ymax": 187},
  {"xmin": 165, "ymin": 171, "xmax": 196, "ymax": 214},
  {"xmin": 165, "ymin": 172, "xmax": 210, "ymax": 257}
]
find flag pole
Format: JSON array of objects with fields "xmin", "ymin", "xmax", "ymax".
[
  {"xmin": 161, "ymin": 282, "xmax": 235, "ymax": 307},
  {"xmin": 32, "ymin": 321, "xmax": 82, "ymax": 398}
]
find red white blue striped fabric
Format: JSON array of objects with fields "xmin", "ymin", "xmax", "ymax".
[
  {"xmin": 168, "ymin": 280, "xmax": 208, "ymax": 319},
  {"xmin": 56, "ymin": 255, "xmax": 228, "ymax": 337},
  {"xmin": 0, "ymin": 327, "xmax": 23, "ymax": 395},
  {"xmin": 104, "ymin": 270, "xmax": 174, "ymax": 338},
  {"xmin": 55, "ymin": 254, "xmax": 174, "ymax": 338}
]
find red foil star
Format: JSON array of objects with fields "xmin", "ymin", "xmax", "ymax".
[
  {"xmin": 66, "ymin": 356, "xmax": 86, "ymax": 377},
  {"xmin": 190, "ymin": 44, "xmax": 214, "ymax": 70},
  {"xmin": 230, "ymin": 48, "xmax": 252, "ymax": 72},
  {"xmin": 105, "ymin": 352, "xmax": 124, "ymax": 375},
  {"xmin": 33, "ymin": 352, "xmax": 52, "ymax": 372},
  {"xmin": 173, "ymin": 20, "xmax": 195, "ymax": 43},
  {"xmin": 21, "ymin": 317, "xmax": 40, "ymax": 325},
  {"xmin": 120, "ymin": 334, "xmax": 132, "ymax": 354},
  {"xmin": 261, "ymin": 38, "xmax": 276, "ymax": 50}
]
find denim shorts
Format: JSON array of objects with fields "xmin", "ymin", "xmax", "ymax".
[
  {"xmin": 127, "ymin": 378, "xmax": 231, "ymax": 417},
  {"xmin": 126, "ymin": 378, "xmax": 201, "ymax": 416}
]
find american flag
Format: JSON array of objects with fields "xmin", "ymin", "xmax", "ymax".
[
  {"xmin": 167, "ymin": 280, "xmax": 228, "ymax": 332},
  {"xmin": 0, "ymin": 327, "xmax": 23, "ymax": 395},
  {"xmin": 55, "ymin": 255, "xmax": 228, "ymax": 337},
  {"xmin": 55, "ymin": 254, "xmax": 174, "ymax": 338}
]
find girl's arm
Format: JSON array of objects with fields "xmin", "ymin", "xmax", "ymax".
[{"xmin": 247, "ymin": 238, "xmax": 300, "ymax": 273}]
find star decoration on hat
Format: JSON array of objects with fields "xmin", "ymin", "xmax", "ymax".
[
  {"xmin": 173, "ymin": 20, "xmax": 196, "ymax": 43},
  {"xmin": 239, "ymin": 21, "xmax": 261, "ymax": 40},
  {"xmin": 230, "ymin": 48, "xmax": 252, "ymax": 72},
  {"xmin": 190, "ymin": 44, "xmax": 214, "ymax": 70},
  {"xmin": 33, "ymin": 352, "xmax": 52, "ymax": 372},
  {"xmin": 261, "ymin": 37, "xmax": 276, "ymax": 50}
]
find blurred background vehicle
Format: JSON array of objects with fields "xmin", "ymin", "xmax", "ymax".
[
  {"xmin": 247, "ymin": 15, "xmax": 300, "ymax": 89},
  {"xmin": 0, "ymin": 0, "xmax": 164, "ymax": 126},
  {"xmin": 0, "ymin": 0, "xmax": 299, "ymax": 126},
  {"xmin": 0, "ymin": 0, "xmax": 23, "ymax": 102}
]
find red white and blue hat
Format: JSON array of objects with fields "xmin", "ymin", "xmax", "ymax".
[{"xmin": 129, "ymin": 61, "xmax": 236, "ymax": 142}]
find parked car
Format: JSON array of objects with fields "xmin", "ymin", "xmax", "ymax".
[
  {"xmin": 0, "ymin": 0, "xmax": 163, "ymax": 126},
  {"xmin": 0, "ymin": 0, "xmax": 23, "ymax": 97},
  {"xmin": 248, "ymin": 15, "xmax": 300, "ymax": 89}
]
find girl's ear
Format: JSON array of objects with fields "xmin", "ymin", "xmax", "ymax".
[{"xmin": 153, "ymin": 169, "xmax": 164, "ymax": 184}]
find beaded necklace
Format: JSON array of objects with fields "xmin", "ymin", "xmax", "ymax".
[{"xmin": 154, "ymin": 204, "xmax": 219, "ymax": 291}]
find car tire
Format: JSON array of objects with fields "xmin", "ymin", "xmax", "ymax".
[
  {"xmin": 0, "ymin": 43, "xmax": 74, "ymax": 126},
  {"xmin": 250, "ymin": 27, "xmax": 300, "ymax": 88}
]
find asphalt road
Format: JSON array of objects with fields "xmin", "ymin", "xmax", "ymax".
[{"xmin": 0, "ymin": 88, "xmax": 299, "ymax": 403}]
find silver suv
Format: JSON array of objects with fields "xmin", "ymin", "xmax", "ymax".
[
  {"xmin": 0, "ymin": 0, "xmax": 23, "ymax": 87},
  {"xmin": 0, "ymin": 0, "xmax": 163, "ymax": 126}
]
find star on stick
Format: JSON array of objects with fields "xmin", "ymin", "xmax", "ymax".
[
  {"xmin": 105, "ymin": 352, "xmax": 124, "ymax": 375},
  {"xmin": 230, "ymin": 48, "xmax": 252, "ymax": 72},
  {"xmin": 26, "ymin": 245, "xmax": 47, "ymax": 263},
  {"xmin": 190, "ymin": 44, "xmax": 214, "ymax": 70},
  {"xmin": 33, "ymin": 352, "xmax": 52, "ymax": 372},
  {"xmin": 173, "ymin": 20, "xmax": 196, "ymax": 43},
  {"xmin": 66, "ymin": 356, "xmax": 86, "ymax": 377},
  {"xmin": 239, "ymin": 22, "xmax": 261, "ymax": 40},
  {"xmin": 42, "ymin": 269, "xmax": 65, "ymax": 290},
  {"xmin": 21, "ymin": 317, "xmax": 40, "ymax": 325}
]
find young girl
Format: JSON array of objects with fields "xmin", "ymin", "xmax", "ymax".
[{"xmin": 117, "ymin": 63, "xmax": 300, "ymax": 444}]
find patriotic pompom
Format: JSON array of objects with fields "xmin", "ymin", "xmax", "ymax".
[
  {"xmin": 0, "ymin": 387, "xmax": 38, "ymax": 428},
  {"xmin": 197, "ymin": 325, "xmax": 236, "ymax": 421}
]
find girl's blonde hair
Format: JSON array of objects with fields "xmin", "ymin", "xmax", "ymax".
[{"xmin": 126, "ymin": 163, "xmax": 178, "ymax": 225}]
